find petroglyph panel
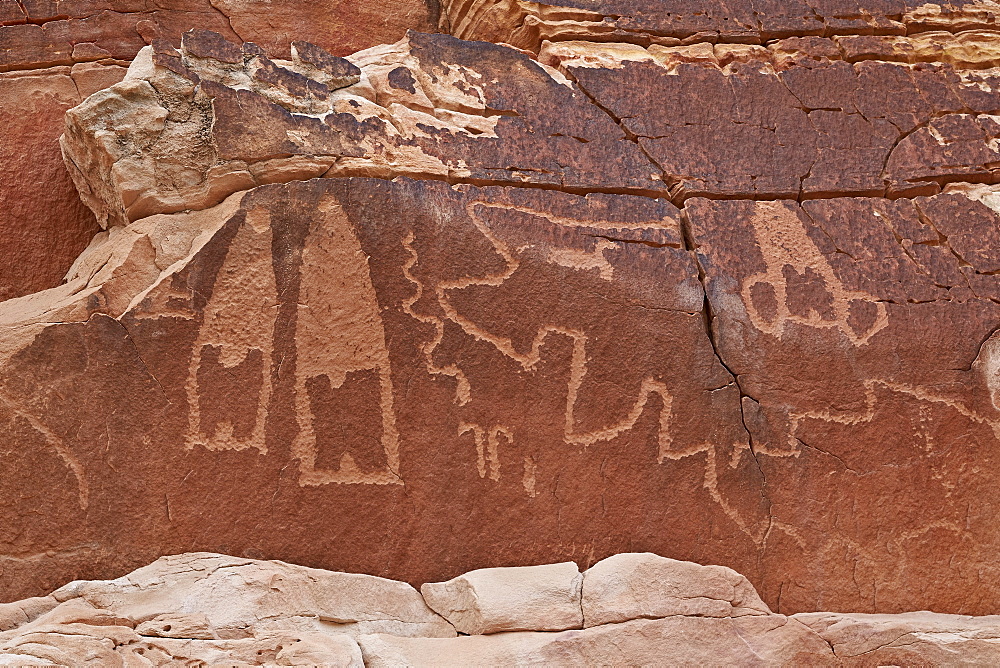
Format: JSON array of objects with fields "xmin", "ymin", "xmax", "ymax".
[
  {"xmin": 0, "ymin": 176, "xmax": 769, "ymax": 604},
  {"xmin": 688, "ymin": 192, "xmax": 1000, "ymax": 614}
]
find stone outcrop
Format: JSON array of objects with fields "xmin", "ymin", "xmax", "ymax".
[
  {"xmin": 3, "ymin": 0, "xmax": 1000, "ymax": 627},
  {"xmin": 0, "ymin": 0, "xmax": 438, "ymax": 302},
  {"xmin": 2, "ymin": 551, "xmax": 999, "ymax": 665},
  {"xmin": 581, "ymin": 552, "xmax": 771, "ymax": 625},
  {"xmin": 61, "ymin": 28, "xmax": 663, "ymax": 229},
  {"xmin": 441, "ymin": 0, "xmax": 1000, "ymax": 52}
]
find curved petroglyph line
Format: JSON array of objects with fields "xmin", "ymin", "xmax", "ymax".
[
  {"xmin": 753, "ymin": 378, "xmax": 1000, "ymax": 460},
  {"xmin": 409, "ymin": 201, "xmax": 763, "ymax": 537},
  {"xmin": 411, "ymin": 200, "xmax": 679, "ymax": 453},
  {"xmin": 0, "ymin": 390, "xmax": 88, "ymax": 510},
  {"xmin": 741, "ymin": 203, "xmax": 889, "ymax": 346},
  {"xmin": 401, "ymin": 231, "xmax": 472, "ymax": 405}
]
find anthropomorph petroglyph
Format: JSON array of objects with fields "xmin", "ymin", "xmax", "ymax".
[{"xmin": 184, "ymin": 197, "xmax": 400, "ymax": 485}]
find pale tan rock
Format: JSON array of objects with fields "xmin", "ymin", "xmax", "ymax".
[
  {"xmin": 795, "ymin": 611, "xmax": 1000, "ymax": 665},
  {"xmin": 124, "ymin": 630, "xmax": 364, "ymax": 667},
  {"xmin": 0, "ymin": 598, "xmax": 58, "ymax": 632},
  {"xmin": 358, "ymin": 615, "xmax": 835, "ymax": 666},
  {"xmin": 53, "ymin": 552, "xmax": 455, "ymax": 639},
  {"xmin": 582, "ymin": 552, "xmax": 770, "ymax": 627},
  {"xmin": 420, "ymin": 562, "xmax": 582, "ymax": 634}
]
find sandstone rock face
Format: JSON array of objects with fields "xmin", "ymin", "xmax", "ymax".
[
  {"xmin": 61, "ymin": 28, "xmax": 663, "ymax": 228},
  {"xmin": 4, "ymin": 0, "xmax": 1000, "ymax": 624},
  {"xmin": 795, "ymin": 611, "xmax": 1000, "ymax": 665},
  {"xmin": 52, "ymin": 553, "xmax": 456, "ymax": 639},
  {"xmin": 358, "ymin": 616, "xmax": 836, "ymax": 667},
  {"xmin": 1, "ymin": 170, "xmax": 748, "ymax": 601},
  {"xmin": 0, "ymin": 64, "xmax": 125, "ymax": 301},
  {"xmin": 581, "ymin": 552, "xmax": 770, "ymax": 626},
  {"xmin": 0, "ymin": 553, "xmax": 429, "ymax": 666},
  {"xmin": 0, "ymin": 0, "xmax": 435, "ymax": 73},
  {"xmin": 0, "ymin": 0, "xmax": 437, "ymax": 302},
  {"xmin": 421, "ymin": 562, "xmax": 583, "ymax": 634},
  {"xmin": 543, "ymin": 38, "xmax": 1000, "ymax": 199},
  {"xmin": 442, "ymin": 0, "xmax": 1000, "ymax": 52}
]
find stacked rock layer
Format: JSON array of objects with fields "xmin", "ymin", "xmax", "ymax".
[{"xmin": 3, "ymin": 0, "xmax": 1000, "ymax": 623}]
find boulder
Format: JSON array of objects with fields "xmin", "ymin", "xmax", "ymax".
[
  {"xmin": 421, "ymin": 562, "xmax": 582, "ymax": 634},
  {"xmin": 581, "ymin": 552, "xmax": 770, "ymax": 627}
]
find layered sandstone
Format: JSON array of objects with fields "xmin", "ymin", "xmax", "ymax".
[
  {"xmin": 2, "ymin": 552, "xmax": 998, "ymax": 665},
  {"xmin": 2, "ymin": 0, "xmax": 1000, "ymax": 625},
  {"xmin": 440, "ymin": 0, "xmax": 1000, "ymax": 52}
]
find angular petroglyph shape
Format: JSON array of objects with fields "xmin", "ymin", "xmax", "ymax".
[{"xmin": 185, "ymin": 205, "xmax": 277, "ymax": 454}]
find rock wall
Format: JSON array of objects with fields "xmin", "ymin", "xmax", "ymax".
[
  {"xmin": 1, "ymin": 552, "xmax": 999, "ymax": 666},
  {"xmin": 0, "ymin": 0, "xmax": 438, "ymax": 300},
  {"xmin": 4, "ymin": 0, "xmax": 1000, "ymax": 622}
]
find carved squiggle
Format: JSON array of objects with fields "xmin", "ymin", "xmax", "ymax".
[
  {"xmin": 435, "ymin": 201, "xmax": 678, "ymax": 454},
  {"xmin": 0, "ymin": 389, "xmax": 88, "ymax": 510},
  {"xmin": 755, "ymin": 378, "xmax": 1000, "ymax": 460},
  {"xmin": 401, "ymin": 231, "xmax": 471, "ymax": 405},
  {"xmin": 409, "ymin": 200, "xmax": 762, "ymax": 538}
]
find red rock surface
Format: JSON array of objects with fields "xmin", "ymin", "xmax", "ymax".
[
  {"xmin": 4, "ymin": 1, "xmax": 1000, "ymax": 624},
  {"xmin": 0, "ymin": 66, "xmax": 117, "ymax": 301},
  {"xmin": 0, "ymin": 0, "xmax": 439, "ymax": 301}
]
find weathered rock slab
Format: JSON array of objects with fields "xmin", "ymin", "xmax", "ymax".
[
  {"xmin": 796, "ymin": 611, "xmax": 1000, "ymax": 665},
  {"xmin": 582, "ymin": 552, "xmax": 770, "ymax": 627},
  {"xmin": 358, "ymin": 615, "xmax": 836, "ymax": 666},
  {"xmin": 421, "ymin": 562, "xmax": 582, "ymax": 634}
]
